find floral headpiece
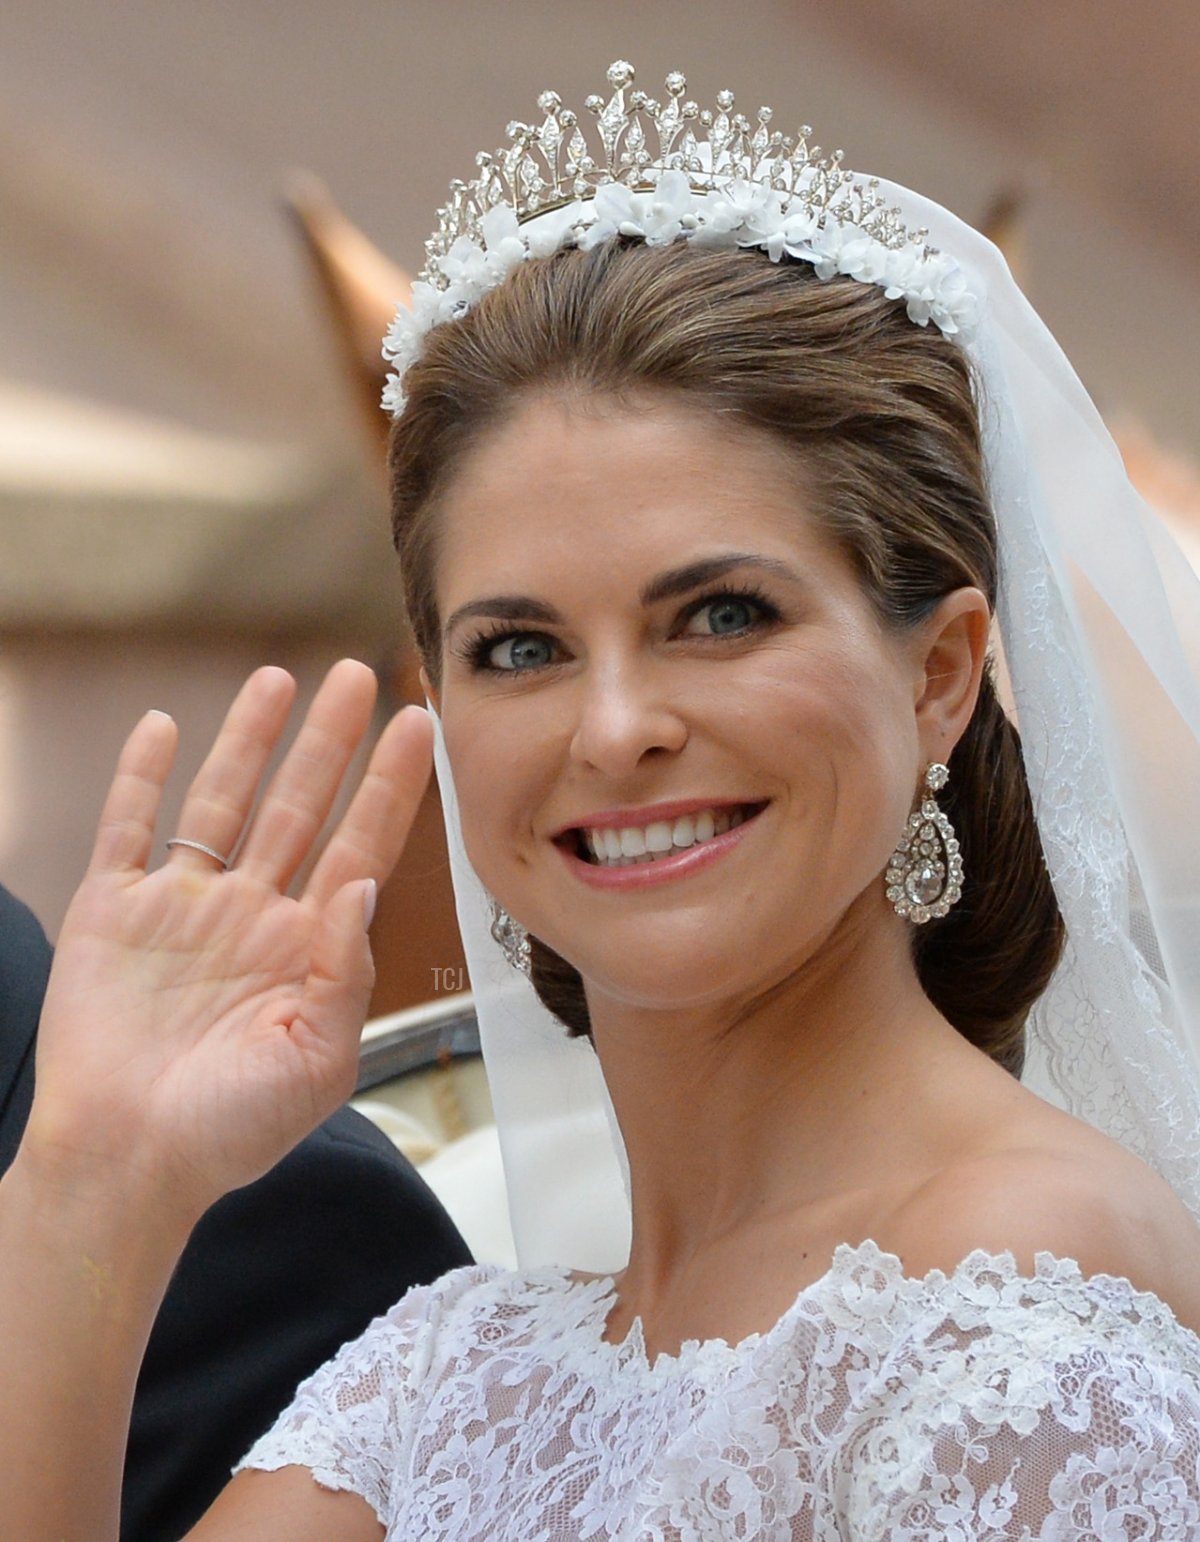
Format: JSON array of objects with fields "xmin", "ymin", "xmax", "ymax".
[{"xmin": 382, "ymin": 61, "xmax": 981, "ymax": 416}]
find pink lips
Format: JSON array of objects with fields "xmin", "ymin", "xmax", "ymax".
[{"xmin": 555, "ymin": 801, "xmax": 766, "ymax": 890}]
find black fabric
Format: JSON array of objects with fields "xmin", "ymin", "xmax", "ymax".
[
  {"xmin": 0, "ymin": 885, "xmax": 49, "ymax": 1173},
  {"xmin": 0, "ymin": 884, "xmax": 472, "ymax": 1541}
]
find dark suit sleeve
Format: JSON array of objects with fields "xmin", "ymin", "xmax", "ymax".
[
  {"xmin": 0, "ymin": 884, "xmax": 51, "ymax": 1173},
  {"xmin": 0, "ymin": 883, "xmax": 472, "ymax": 1542}
]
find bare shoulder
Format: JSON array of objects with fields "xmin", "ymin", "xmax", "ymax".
[
  {"xmin": 185, "ymin": 1467, "xmax": 384, "ymax": 1541},
  {"xmin": 884, "ymin": 1110, "xmax": 1200, "ymax": 1334}
]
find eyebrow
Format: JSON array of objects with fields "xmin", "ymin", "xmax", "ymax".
[
  {"xmin": 443, "ymin": 594, "xmax": 564, "ymax": 638},
  {"xmin": 639, "ymin": 552, "xmax": 803, "ymax": 606},
  {"xmin": 441, "ymin": 552, "xmax": 803, "ymax": 639}
]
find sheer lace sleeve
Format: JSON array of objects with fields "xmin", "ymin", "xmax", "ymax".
[
  {"xmin": 834, "ymin": 1253, "xmax": 1200, "ymax": 1540},
  {"xmin": 233, "ymin": 1264, "xmax": 498, "ymax": 1525}
]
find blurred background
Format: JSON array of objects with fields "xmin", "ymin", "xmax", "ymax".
[{"xmin": 2, "ymin": 0, "xmax": 1198, "ymax": 1015}]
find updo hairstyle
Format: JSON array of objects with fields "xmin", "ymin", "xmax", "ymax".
[{"xmin": 388, "ymin": 239, "xmax": 1065, "ymax": 1076}]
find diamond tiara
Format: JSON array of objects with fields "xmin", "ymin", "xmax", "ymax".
[{"xmin": 383, "ymin": 61, "xmax": 980, "ymax": 416}]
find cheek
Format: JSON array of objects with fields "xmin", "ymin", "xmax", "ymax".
[
  {"xmin": 740, "ymin": 638, "xmax": 897, "ymax": 754},
  {"xmin": 441, "ymin": 700, "xmax": 547, "ymax": 893},
  {"xmin": 827, "ymin": 677, "xmax": 921, "ymax": 863},
  {"xmin": 441, "ymin": 710, "xmax": 503, "ymax": 886},
  {"xmin": 745, "ymin": 643, "xmax": 917, "ymax": 847}
]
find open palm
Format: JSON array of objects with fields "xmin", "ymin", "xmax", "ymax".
[{"xmin": 28, "ymin": 661, "xmax": 433, "ymax": 1223}]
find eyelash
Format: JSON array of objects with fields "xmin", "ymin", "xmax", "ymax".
[
  {"xmin": 456, "ymin": 583, "xmax": 783, "ymax": 676},
  {"xmin": 680, "ymin": 582, "xmax": 783, "ymax": 637}
]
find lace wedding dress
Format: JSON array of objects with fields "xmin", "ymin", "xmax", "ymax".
[{"xmin": 238, "ymin": 1240, "xmax": 1200, "ymax": 1539}]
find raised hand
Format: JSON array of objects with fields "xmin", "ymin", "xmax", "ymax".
[{"xmin": 25, "ymin": 659, "xmax": 433, "ymax": 1224}]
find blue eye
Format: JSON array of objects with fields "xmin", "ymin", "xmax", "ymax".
[
  {"xmin": 685, "ymin": 595, "xmax": 759, "ymax": 636},
  {"xmin": 485, "ymin": 633, "xmax": 555, "ymax": 671}
]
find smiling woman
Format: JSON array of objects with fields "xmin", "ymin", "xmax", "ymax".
[
  {"xmin": 5, "ymin": 60, "xmax": 1200, "ymax": 1542},
  {"xmin": 228, "ymin": 67, "xmax": 1200, "ymax": 1540}
]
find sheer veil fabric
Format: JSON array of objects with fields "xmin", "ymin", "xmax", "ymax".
[{"xmin": 430, "ymin": 178, "xmax": 1200, "ymax": 1272}]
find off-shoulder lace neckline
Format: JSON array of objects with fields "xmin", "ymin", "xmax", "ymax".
[{"xmin": 536, "ymin": 1236, "xmax": 1200, "ymax": 1377}]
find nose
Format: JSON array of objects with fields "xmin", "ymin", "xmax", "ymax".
[{"xmin": 568, "ymin": 659, "xmax": 688, "ymax": 778}]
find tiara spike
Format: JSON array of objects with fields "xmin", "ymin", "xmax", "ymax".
[
  {"xmin": 678, "ymin": 123, "xmax": 702, "ymax": 171},
  {"xmin": 623, "ymin": 112, "xmax": 646, "ymax": 173},
  {"xmin": 750, "ymin": 107, "xmax": 772, "ymax": 163},
  {"xmin": 654, "ymin": 91, "xmax": 683, "ymax": 159},
  {"xmin": 537, "ymin": 95, "xmax": 565, "ymax": 178},
  {"xmin": 589, "ymin": 65, "xmax": 635, "ymax": 169},
  {"xmin": 565, "ymin": 119, "xmax": 589, "ymax": 177}
]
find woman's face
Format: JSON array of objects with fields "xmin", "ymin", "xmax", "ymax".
[{"xmin": 432, "ymin": 392, "xmax": 940, "ymax": 1013}]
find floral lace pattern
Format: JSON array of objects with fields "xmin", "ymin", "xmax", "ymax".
[{"xmin": 237, "ymin": 1241, "xmax": 1200, "ymax": 1539}]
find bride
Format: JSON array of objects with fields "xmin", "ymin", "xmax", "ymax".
[{"xmin": 4, "ymin": 62, "xmax": 1200, "ymax": 1541}]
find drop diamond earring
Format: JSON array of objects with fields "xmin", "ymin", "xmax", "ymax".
[
  {"xmin": 885, "ymin": 762, "xmax": 964, "ymax": 924},
  {"xmin": 489, "ymin": 900, "xmax": 532, "ymax": 976}
]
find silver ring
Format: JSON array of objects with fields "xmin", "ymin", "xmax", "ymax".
[{"xmin": 165, "ymin": 837, "xmax": 231, "ymax": 870}]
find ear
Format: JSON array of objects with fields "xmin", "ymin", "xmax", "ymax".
[
  {"xmin": 418, "ymin": 665, "xmax": 441, "ymax": 714},
  {"xmin": 913, "ymin": 587, "xmax": 991, "ymax": 760}
]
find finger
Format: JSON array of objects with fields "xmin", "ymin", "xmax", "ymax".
[
  {"xmin": 235, "ymin": 659, "xmax": 379, "ymax": 891},
  {"xmin": 169, "ymin": 667, "xmax": 297, "ymax": 872},
  {"xmin": 291, "ymin": 878, "xmax": 378, "ymax": 1105},
  {"xmin": 88, "ymin": 711, "xmax": 180, "ymax": 876},
  {"xmin": 303, "ymin": 705, "xmax": 435, "ymax": 911}
]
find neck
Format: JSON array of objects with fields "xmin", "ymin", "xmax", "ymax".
[{"xmin": 587, "ymin": 899, "xmax": 983, "ymax": 1294}]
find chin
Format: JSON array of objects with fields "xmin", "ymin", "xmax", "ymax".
[
  {"xmin": 546, "ymin": 928, "xmax": 799, "ymax": 1018},
  {"xmin": 534, "ymin": 881, "xmax": 882, "ymax": 1019}
]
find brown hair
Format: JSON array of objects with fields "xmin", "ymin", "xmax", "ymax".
[{"xmin": 389, "ymin": 238, "xmax": 1064, "ymax": 1075}]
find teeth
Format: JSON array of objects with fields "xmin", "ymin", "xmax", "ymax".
[
  {"xmin": 645, "ymin": 821, "xmax": 673, "ymax": 853},
  {"xmin": 581, "ymin": 805, "xmax": 756, "ymax": 867},
  {"xmin": 619, "ymin": 827, "xmax": 647, "ymax": 857}
]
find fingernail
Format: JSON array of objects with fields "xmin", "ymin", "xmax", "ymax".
[
  {"xmin": 147, "ymin": 709, "xmax": 173, "ymax": 720},
  {"xmin": 362, "ymin": 878, "xmax": 377, "ymax": 931}
]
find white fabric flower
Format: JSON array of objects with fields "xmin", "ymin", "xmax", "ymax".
[
  {"xmin": 435, "ymin": 235, "xmax": 490, "ymax": 289},
  {"xmin": 525, "ymin": 204, "xmax": 581, "ymax": 259},
  {"xmin": 436, "ymin": 280, "xmax": 478, "ymax": 322},
  {"xmin": 380, "ymin": 372, "xmax": 405, "ymax": 416},
  {"xmin": 685, "ymin": 197, "xmax": 742, "ymax": 250},
  {"xmin": 479, "ymin": 205, "xmax": 526, "ymax": 278},
  {"xmin": 479, "ymin": 204, "xmax": 519, "ymax": 250},
  {"xmin": 724, "ymin": 180, "xmax": 785, "ymax": 244},
  {"xmin": 639, "ymin": 169, "xmax": 697, "ymax": 246},
  {"xmin": 835, "ymin": 232, "xmax": 894, "ymax": 286},
  {"xmin": 577, "ymin": 181, "xmax": 640, "ymax": 250},
  {"xmin": 407, "ymin": 281, "xmax": 443, "ymax": 330}
]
